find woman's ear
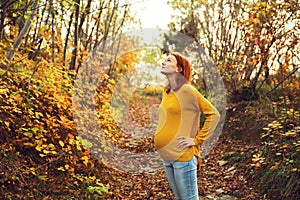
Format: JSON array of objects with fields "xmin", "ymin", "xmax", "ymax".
[{"xmin": 177, "ymin": 66, "xmax": 183, "ymax": 72}]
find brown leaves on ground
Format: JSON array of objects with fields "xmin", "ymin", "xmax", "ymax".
[
  {"xmin": 100, "ymin": 134, "xmax": 265, "ymax": 200},
  {"xmin": 98, "ymin": 93, "xmax": 265, "ymax": 199}
]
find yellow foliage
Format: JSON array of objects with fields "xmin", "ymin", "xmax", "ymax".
[
  {"xmin": 81, "ymin": 156, "xmax": 89, "ymax": 166},
  {"xmin": 59, "ymin": 140, "xmax": 65, "ymax": 147}
]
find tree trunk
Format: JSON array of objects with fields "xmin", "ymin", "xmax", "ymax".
[
  {"xmin": 6, "ymin": 0, "xmax": 38, "ymax": 61},
  {"xmin": 69, "ymin": 0, "xmax": 80, "ymax": 70},
  {"xmin": 63, "ymin": 13, "xmax": 73, "ymax": 68}
]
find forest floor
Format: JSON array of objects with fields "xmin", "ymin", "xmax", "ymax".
[
  {"xmin": 99, "ymin": 133, "xmax": 266, "ymax": 200},
  {"xmin": 0, "ymin": 91, "xmax": 268, "ymax": 199},
  {"xmin": 97, "ymin": 94, "xmax": 267, "ymax": 200}
]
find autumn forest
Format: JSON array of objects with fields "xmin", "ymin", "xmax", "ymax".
[{"xmin": 0, "ymin": 0, "xmax": 299, "ymax": 199}]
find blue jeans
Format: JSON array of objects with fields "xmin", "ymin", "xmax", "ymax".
[{"xmin": 163, "ymin": 156, "xmax": 199, "ymax": 200}]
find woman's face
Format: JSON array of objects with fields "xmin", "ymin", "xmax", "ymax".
[{"xmin": 161, "ymin": 55, "xmax": 178, "ymax": 75}]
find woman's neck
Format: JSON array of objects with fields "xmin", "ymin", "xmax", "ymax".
[{"xmin": 166, "ymin": 73, "xmax": 187, "ymax": 91}]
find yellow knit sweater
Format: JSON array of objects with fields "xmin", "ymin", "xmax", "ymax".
[{"xmin": 154, "ymin": 84, "xmax": 220, "ymax": 162}]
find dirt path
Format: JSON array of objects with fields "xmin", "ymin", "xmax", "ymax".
[
  {"xmin": 99, "ymin": 94, "xmax": 265, "ymax": 199},
  {"xmin": 100, "ymin": 134, "xmax": 265, "ymax": 200}
]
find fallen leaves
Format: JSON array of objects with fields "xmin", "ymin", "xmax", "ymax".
[{"xmin": 97, "ymin": 134, "xmax": 265, "ymax": 200}]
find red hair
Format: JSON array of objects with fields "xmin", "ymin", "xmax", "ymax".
[
  {"xmin": 169, "ymin": 52, "xmax": 192, "ymax": 83},
  {"xmin": 165, "ymin": 52, "xmax": 192, "ymax": 93}
]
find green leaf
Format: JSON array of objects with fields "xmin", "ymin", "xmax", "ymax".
[
  {"xmin": 38, "ymin": 175, "xmax": 47, "ymax": 180},
  {"xmin": 81, "ymin": 139, "xmax": 93, "ymax": 148},
  {"xmin": 76, "ymin": 145, "xmax": 82, "ymax": 151},
  {"xmin": 23, "ymin": 132, "xmax": 33, "ymax": 138},
  {"xmin": 31, "ymin": 127, "xmax": 39, "ymax": 133}
]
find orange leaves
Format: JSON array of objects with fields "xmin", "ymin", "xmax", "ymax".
[
  {"xmin": 0, "ymin": 59, "xmax": 107, "ymax": 196},
  {"xmin": 57, "ymin": 164, "xmax": 74, "ymax": 172},
  {"xmin": 58, "ymin": 115, "xmax": 74, "ymax": 130},
  {"xmin": 34, "ymin": 137, "xmax": 59, "ymax": 158},
  {"xmin": 117, "ymin": 51, "xmax": 140, "ymax": 71},
  {"xmin": 80, "ymin": 156, "xmax": 89, "ymax": 166},
  {"xmin": 252, "ymin": 18, "xmax": 260, "ymax": 25},
  {"xmin": 91, "ymin": 14, "xmax": 99, "ymax": 21},
  {"xmin": 251, "ymin": 152, "xmax": 265, "ymax": 168}
]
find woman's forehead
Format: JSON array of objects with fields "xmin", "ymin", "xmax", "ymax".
[{"xmin": 166, "ymin": 54, "xmax": 176, "ymax": 61}]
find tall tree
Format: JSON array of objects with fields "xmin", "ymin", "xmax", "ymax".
[
  {"xmin": 69, "ymin": 0, "xmax": 80, "ymax": 71},
  {"xmin": 166, "ymin": 0, "xmax": 300, "ymax": 100}
]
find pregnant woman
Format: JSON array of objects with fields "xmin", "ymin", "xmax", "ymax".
[{"xmin": 154, "ymin": 52, "xmax": 220, "ymax": 200}]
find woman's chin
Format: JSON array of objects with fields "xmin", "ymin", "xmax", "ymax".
[
  {"xmin": 160, "ymin": 70, "xmax": 167, "ymax": 74},
  {"xmin": 161, "ymin": 70, "xmax": 176, "ymax": 75}
]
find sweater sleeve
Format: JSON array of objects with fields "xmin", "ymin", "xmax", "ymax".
[{"xmin": 193, "ymin": 89, "xmax": 220, "ymax": 145}]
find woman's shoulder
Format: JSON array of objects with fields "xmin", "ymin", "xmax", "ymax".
[
  {"xmin": 178, "ymin": 84, "xmax": 198, "ymax": 95},
  {"xmin": 181, "ymin": 84, "xmax": 204, "ymax": 98},
  {"xmin": 181, "ymin": 84, "xmax": 198, "ymax": 92}
]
